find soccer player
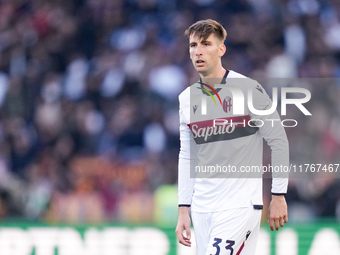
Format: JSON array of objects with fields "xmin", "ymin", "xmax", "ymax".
[{"xmin": 175, "ymin": 19, "xmax": 289, "ymax": 255}]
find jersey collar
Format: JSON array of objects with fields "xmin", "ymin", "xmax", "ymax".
[{"xmin": 199, "ymin": 69, "xmax": 229, "ymax": 96}]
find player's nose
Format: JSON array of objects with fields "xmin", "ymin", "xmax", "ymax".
[{"xmin": 195, "ymin": 44, "xmax": 203, "ymax": 56}]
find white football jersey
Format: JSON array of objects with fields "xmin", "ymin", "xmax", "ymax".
[{"xmin": 178, "ymin": 70, "xmax": 289, "ymax": 212}]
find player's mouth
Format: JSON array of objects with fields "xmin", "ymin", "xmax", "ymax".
[{"xmin": 196, "ymin": 59, "xmax": 205, "ymax": 67}]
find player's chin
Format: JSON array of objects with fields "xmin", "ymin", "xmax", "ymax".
[{"xmin": 194, "ymin": 66, "xmax": 207, "ymax": 73}]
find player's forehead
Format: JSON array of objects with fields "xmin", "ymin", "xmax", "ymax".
[{"xmin": 189, "ymin": 33, "xmax": 219, "ymax": 44}]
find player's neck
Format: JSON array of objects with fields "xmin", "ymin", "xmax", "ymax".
[{"xmin": 199, "ymin": 67, "xmax": 227, "ymax": 88}]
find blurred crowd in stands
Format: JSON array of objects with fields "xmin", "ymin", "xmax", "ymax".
[{"xmin": 0, "ymin": 0, "xmax": 339, "ymax": 224}]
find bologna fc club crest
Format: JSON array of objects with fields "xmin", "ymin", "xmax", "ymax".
[{"xmin": 223, "ymin": 96, "xmax": 232, "ymax": 113}]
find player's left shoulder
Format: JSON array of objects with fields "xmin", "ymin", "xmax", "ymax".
[{"xmin": 228, "ymin": 70, "xmax": 265, "ymax": 92}]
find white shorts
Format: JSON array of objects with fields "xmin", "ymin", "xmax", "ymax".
[{"xmin": 191, "ymin": 205, "xmax": 262, "ymax": 255}]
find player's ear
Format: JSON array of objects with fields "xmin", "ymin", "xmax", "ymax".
[{"xmin": 219, "ymin": 44, "xmax": 226, "ymax": 57}]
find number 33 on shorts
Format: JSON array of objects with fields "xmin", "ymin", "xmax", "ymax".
[
  {"xmin": 211, "ymin": 238, "xmax": 235, "ymax": 255},
  {"xmin": 210, "ymin": 230, "xmax": 251, "ymax": 255}
]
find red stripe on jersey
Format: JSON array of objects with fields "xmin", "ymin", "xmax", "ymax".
[
  {"xmin": 187, "ymin": 115, "xmax": 251, "ymax": 129},
  {"xmin": 201, "ymin": 82, "xmax": 223, "ymax": 106},
  {"xmin": 187, "ymin": 115, "xmax": 258, "ymax": 144}
]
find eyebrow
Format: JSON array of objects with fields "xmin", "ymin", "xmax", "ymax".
[{"xmin": 189, "ymin": 40, "xmax": 212, "ymax": 46}]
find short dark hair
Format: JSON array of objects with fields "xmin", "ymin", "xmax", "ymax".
[{"xmin": 184, "ymin": 19, "xmax": 227, "ymax": 42}]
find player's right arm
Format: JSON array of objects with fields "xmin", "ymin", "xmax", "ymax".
[
  {"xmin": 177, "ymin": 91, "xmax": 196, "ymax": 206},
  {"xmin": 176, "ymin": 92, "xmax": 196, "ymax": 245},
  {"xmin": 175, "ymin": 206, "xmax": 192, "ymax": 246}
]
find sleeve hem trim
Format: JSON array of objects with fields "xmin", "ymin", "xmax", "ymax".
[{"xmin": 271, "ymin": 193, "xmax": 286, "ymax": 196}]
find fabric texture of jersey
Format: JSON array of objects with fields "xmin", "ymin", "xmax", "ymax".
[{"xmin": 178, "ymin": 70, "xmax": 289, "ymax": 212}]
